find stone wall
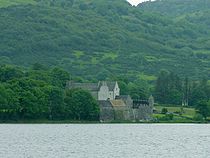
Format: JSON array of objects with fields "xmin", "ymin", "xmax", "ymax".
[
  {"xmin": 110, "ymin": 100, "xmax": 132, "ymax": 121},
  {"xmin": 98, "ymin": 101, "xmax": 115, "ymax": 122},
  {"xmin": 133, "ymin": 105, "xmax": 153, "ymax": 121},
  {"xmin": 98, "ymin": 98, "xmax": 153, "ymax": 122},
  {"xmin": 98, "ymin": 85, "xmax": 113, "ymax": 100}
]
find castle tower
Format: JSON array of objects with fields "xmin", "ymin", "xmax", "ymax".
[{"xmin": 148, "ymin": 95, "xmax": 154, "ymax": 107}]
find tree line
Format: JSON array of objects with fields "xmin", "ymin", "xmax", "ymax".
[
  {"xmin": 154, "ymin": 70, "xmax": 210, "ymax": 119},
  {"xmin": 0, "ymin": 64, "xmax": 99, "ymax": 121},
  {"xmin": 154, "ymin": 70, "xmax": 210, "ymax": 106},
  {"xmin": 0, "ymin": 64, "xmax": 210, "ymax": 121}
]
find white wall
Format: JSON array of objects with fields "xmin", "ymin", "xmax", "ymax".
[
  {"xmin": 98, "ymin": 86, "xmax": 111, "ymax": 100},
  {"xmin": 109, "ymin": 91, "xmax": 114, "ymax": 100},
  {"xmin": 98, "ymin": 82, "xmax": 120, "ymax": 100},
  {"xmin": 113, "ymin": 82, "xmax": 120, "ymax": 99}
]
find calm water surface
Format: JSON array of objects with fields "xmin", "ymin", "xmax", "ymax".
[{"xmin": 0, "ymin": 124, "xmax": 210, "ymax": 158}]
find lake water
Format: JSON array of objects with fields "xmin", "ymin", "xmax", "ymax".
[{"xmin": 0, "ymin": 124, "xmax": 210, "ymax": 158}]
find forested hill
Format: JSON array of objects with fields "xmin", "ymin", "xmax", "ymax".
[
  {"xmin": 139, "ymin": 0, "xmax": 210, "ymax": 17},
  {"xmin": 0, "ymin": 0, "xmax": 210, "ymax": 81}
]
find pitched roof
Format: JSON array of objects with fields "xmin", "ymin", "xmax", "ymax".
[
  {"xmin": 67, "ymin": 81, "xmax": 117, "ymax": 91},
  {"xmin": 68, "ymin": 82, "xmax": 99, "ymax": 91},
  {"xmin": 106, "ymin": 81, "xmax": 116, "ymax": 91},
  {"xmin": 98, "ymin": 100, "xmax": 113, "ymax": 108},
  {"xmin": 118, "ymin": 95, "xmax": 130, "ymax": 100},
  {"xmin": 110, "ymin": 100, "xmax": 126, "ymax": 107}
]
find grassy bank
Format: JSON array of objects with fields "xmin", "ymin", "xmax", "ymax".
[
  {"xmin": 0, "ymin": 105, "xmax": 209, "ymax": 124},
  {"xmin": 155, "ymin": 106, "xmax": 196, "ymax": 118},
  {"xmin": 153, "ymin": 105, "xmax": 210, "ymax": 123}
]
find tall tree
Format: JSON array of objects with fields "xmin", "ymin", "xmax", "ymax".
[{"xmin": 64, "ymin": 89, "xmax": 99, "ymax": 121}]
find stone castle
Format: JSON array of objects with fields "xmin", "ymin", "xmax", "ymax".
[{"xmin": 66, "ymin": 81, "xmax": 154, "ymax": 122}]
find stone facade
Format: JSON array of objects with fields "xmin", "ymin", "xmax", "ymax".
[
  {"xmin": 66, "ymin": 81, "xmax": 154, "ymax": 122},
  {"xmin": 98, "ymin": 101, "xmax": 115, "ymax": 122},
  {"xmin": 110, "ymin": 100, "xmax": 131, "ymax": 121},
  {"xmin": 133, "ymin": 100, "xmax": 153, "ymax": 120}
]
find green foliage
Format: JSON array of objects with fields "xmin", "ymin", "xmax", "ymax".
[
  {"xmin": 64, "ymin": 89, "xmax": 99, "ymax": 121},
  {"xmin": 0, "ymin": 0, "xmax": 36, "ymax": 8},
  {"xmin": 50, "ymin": 67, "xmax": 70, "ymax": 88},
  {"xmin": 44, "ymin": 86, "xmax": 65, "ymax": 120},
  {"xmin": 140, "ymin": 0, "xmax": 210, "ymax": 17},
  {"xmin": 127, "ymin": 79, "xmax": 150, "ymax": 99},
  {"xmin": 155, "ymin": 113, "xmax": 174, "ymax": 121},
  {"xmin": 195, "ymin": 100, "xmax": 210, "ymax": 119},
  {"xmin": 155, "ymin": 70, "xmax": 210, "ymax": 106},
  {"xmin": 0, "ymin": 65, "xmax": 24, "ymax": 82},
  {"xmin": 0, "ymin": 64, "xmax": 99, "ymax": 121},
  {"xmin": 0, "ymin": 0, "xmax": 210, "ymax": 81},
  {"xmin": 155, "ymin": 71, "xmax": 182, "ymax": 105},
  {"xmin": 155, "ymin": 105, "xmax": 196, "ymax": 119},
  {"xmin": 161, "ymin": 108, "xmax": 168, "ymax": 114},
  {"xmin": 193, "ymin": 113, "xmax": 204, "ymax": 121},
  {"xmin": 166, "ymin": 113, "xmax": 174, "ymax": 120},
  {"xmin": 1, "ymin": 0, "xmax": 210, "ymax": 121},
  {"xmin": 189, "ymin": 79, "xmax": 210, "ymax": 106}
]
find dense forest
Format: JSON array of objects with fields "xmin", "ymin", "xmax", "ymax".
[
  {"xmin": 0, "ymin": 0, "xmax": 210, "ymax": 81},
  {"xmin": 0, "ymin": 64, "xmax": 99, "ymax": 121},
  {"xmin": 1, "ymin": 0, "xmax": 210, "ymax": 121}
]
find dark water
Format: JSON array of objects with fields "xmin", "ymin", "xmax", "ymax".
[{"xmin": 0, "ymin": 124, "xmax": 210, "ymax": 158}]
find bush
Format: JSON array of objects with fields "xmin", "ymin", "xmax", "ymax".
[
  {"xmin": 158, "ymin": 113, "xmax": 174, "ymax": 121},
  {"xmin": 166, "ymin": 113, "xmax": 174, "ymax": 120},
  {"xmin": 193, "ymin": 113, "xmax": 204, "ymax": 121},
  {"xmin": 161, "ymin": 108, "xmax": 168, "ymax": 114}
]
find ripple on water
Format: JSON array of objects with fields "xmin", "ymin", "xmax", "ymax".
[{"xmin": 0, "ymin": 124, "xmax": 210, "ymax": 158}]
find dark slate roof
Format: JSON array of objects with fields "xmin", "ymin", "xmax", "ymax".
[
  {"xmin": 68, "ymin": 82, "xmax": 99, "ymax": 91},
  {"xmin": 118, "ymin": 95, "xmax": 130, "ymax": 100},
  {"xmin": 67, "ymin": 81, "xmax": 117, "ymax": 91},
  {"xmin": 98, "ymin": 100, "xmax": 113, "ymax": 108},
  {"xmin": 106, "ymin": 82, "xmax": 116, "ymax": 91}
]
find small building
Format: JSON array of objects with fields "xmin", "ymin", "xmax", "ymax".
[{"xmin": 66, "ymin": 81, "xmax": 154, "ymax": 122}]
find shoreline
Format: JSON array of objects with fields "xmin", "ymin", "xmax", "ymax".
[{"xmin": 0, "ymin": 120, "xmax": 209, "ymax": 124}]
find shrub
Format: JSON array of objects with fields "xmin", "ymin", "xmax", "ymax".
[
  {"xmin": 193, "ymin": 113, "xmax": 204, "ymax": 121},
  {"xmin": 161, "ymin": 108, "xmax": 168, "ymax": 114}
]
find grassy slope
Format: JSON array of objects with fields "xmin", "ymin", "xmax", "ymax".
[
  {"xmin": 153, "ymin": 106, "xmax": 197, "ymax": 122},
  {"xmin": 155, "ymin": 106, "xmax": 196, "ymax": 118},
  {"xmin": 0, "ymin": 0, "xmax": 36, "ymax": 8}
]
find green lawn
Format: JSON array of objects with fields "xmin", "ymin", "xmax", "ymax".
[
  {"xmin": 153, "ymin": 105, "xmax": 197, "ymax": 122},
  {"xmin": 0, "ymin": 0, "xmax": 36, "ymax": 8},
  {"xmin": 155, "ymin": 106, "xmax": 196, "ymax": 118}
]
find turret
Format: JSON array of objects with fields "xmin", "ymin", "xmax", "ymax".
[{"xmin": 148, "ymin": 95, "xmax": 154, "ymax": 107}]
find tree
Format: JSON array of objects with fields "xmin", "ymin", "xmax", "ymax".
[
  {"xmin": 64, "ymin": 89, "xmax": 99, "ymax": 121},
  {"xmin": 155, "ymin": 70, "xmax": 182, "ymax": 105},
  {"xmin": 0, "ymin": 84, "xmax": 19, "ymax": 120},
  {"xmin": 155, "ymin": 70, "xmax": 170, "ymax": 104},
  {"xmin": 0, "ymin": 65, "xmax": 23, "ymax": 82},
  {"xmin": 118, "ymin": 81, "xmax": 128, "ymax": 95},
  {"xmin": 189, "ymin": 79, "xmax": 210, "ymax": 106},
  {"xmin": 50, "ymin": 67, "xmax": 70, "ymax": 88},
  {"xmin": 44, "ymin": 86, "xmax": 65, "ymax": 120},
  {"xmin": 195, "ymin": 100, "xmax": 210, "ymax": 120},
  {"xmin": 161, "ymin": 108, "xmax": 168, "ymax": 114},
  {"xmin": 128, "ymin": 79, "xmax": 150, "ymax": 99}
]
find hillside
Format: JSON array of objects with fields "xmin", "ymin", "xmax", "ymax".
[
  {"xmin": 139, "ymin": 0, "xmax": 210, "ymax": 16},
  {"xmin": 0, "ymin": 0, "xmax": 36, "ymax": 8},
  {"xmin": 0, "ymin": 0, "xmax": 210, "ymax": 81}
]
